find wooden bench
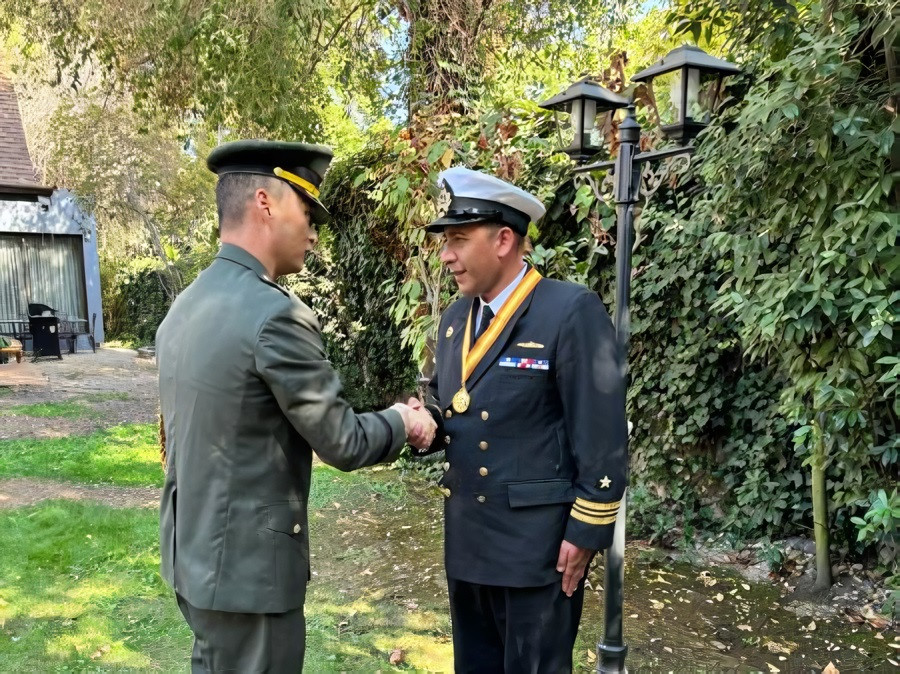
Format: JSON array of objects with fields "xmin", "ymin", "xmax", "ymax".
[{"xmin": 0, "ymin": 338, "xmax": 24, "ymax": 364}]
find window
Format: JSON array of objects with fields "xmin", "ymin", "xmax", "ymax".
[{"xmin": 0, "ymin": 233, "xmax": 88, "ymax": 320}]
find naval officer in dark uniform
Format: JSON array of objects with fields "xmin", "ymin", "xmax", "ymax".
[
  {"xmin": 157, "ymin": 140, "xmax": 436, "ymax": 673},
  {"xmin": 411, "ymin": 167, "xmax": 628, "ymax": 673}
]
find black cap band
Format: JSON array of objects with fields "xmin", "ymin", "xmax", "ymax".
[{"xmin": 427, "ymin": 197, "xmax": 530, "ymax": 235}]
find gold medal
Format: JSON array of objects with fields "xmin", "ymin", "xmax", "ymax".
[
  {"xmin": 452, "ymin": 387, "xmax": 470, "ymax": 413},
  {"xmin": 453, "ymin": 268, "xmax": 542, "ymax": 415}
]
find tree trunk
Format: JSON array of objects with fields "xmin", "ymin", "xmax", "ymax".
[{"xmin": 811, "ymin": 414, "xmax": 832, "ymax": 592}]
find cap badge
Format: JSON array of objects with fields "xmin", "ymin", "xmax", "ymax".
[{"xmin": 436, "ymin": 186, "xmax": 452, "ymax": 218}]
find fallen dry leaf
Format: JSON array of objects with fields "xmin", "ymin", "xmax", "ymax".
[
  {"xmin": 698, "ymin": 571, "xmax": 717, "ymax": 587},
  {"xmin": 389, "ymin": 648, "xmax": 405, "ymax": 665},
  {"xmin": 822, "ymin": 662, "xmax": 839, "ymax": 674},
  {"xmin": 764, "ymin": 640, "xmax": 793, "ymax": 655},
  {"xmin": 586, "ymin": 649, "xmax": 596, "ymax": 663},
  {"xmin": 862, "ymin": 607, "xmax": 890, "ymax": 630},
  {"xmin": 711, "ymin": 640, "xmax": 728, "ymax": 652},
  {"xmin": 714, "ymin": 592, "xmax": 724, "ymax": 602},
  {"xmin": 807, "ymin": 620, "xmax": 817, "ymax": 631},
  {"xmin": 90, "ymin": 644, "xmax": 111, "ymax": 660},
  {"xmin": 737, "ymin": 624, "xmax": 752, "ymax": 632},
  {"xmin": 766, "ymin": 664, "xmax": 780, "ymax": 673}
]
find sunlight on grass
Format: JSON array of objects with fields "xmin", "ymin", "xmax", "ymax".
[
  {"xmin": 309, "ymin": 464, "xmax": 408, "ymax": 509},
  {"xmin": 0, "ymin": 466, "xmax": 452, "ymax": 671},
  {"xmin": 0, "ymin": 400, "xmax": 97, "ymax": 419},
  {"xmin": 305, "ymin": 586, "xmax": 453, "ymax": 672},
  {"xmin": 0, "ymin": 501, "xmax": 190, "ymax": 670},
  {"xmin": 0, "ymin": 423, "xmax": 162, "ymax": 486}
]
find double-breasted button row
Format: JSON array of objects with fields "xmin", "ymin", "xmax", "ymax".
[
  {"xmin": 443, "ymin": 409, "xmax": 489, "ymax": 419},
  {"xmin": 478, "ymin": 467, "xmax": 488, "ymax": 476},
  {"xmin": 479, "ymin": 441, "xmax": 488, "ymax": 450}
]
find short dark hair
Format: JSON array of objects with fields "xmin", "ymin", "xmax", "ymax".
[
  {"xmin": 215, "ymin": 173, "xmax": 285, "ymax": 229},
  {"xmin": 484, "ymin": 222, "xmax": 527, "ymax": 252}
]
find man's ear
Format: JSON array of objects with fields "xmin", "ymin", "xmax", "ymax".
[
  {"xmin": 254, "ymin": 186, "xmax": 275, "ymax": 219},
  {"xmin": 496, "ymin": 226, "xmax": 518, "ymax": 257}
]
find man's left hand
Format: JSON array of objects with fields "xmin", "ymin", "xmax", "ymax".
[{"xmin": 556, "ymin": 540, "xmax": 592, "ymax": 597}]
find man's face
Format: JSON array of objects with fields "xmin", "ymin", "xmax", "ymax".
[
  {"xmin": 269, "ymin": 186, "xmax": 318, "ymax": 276},
  {"xmin": 439, "ymin": 224, "xmax": 503, "ymax": 298}
]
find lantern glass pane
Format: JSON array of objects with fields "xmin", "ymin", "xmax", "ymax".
[
  {"xmin": 683, "ymin": 68, "xmax": 703, "ymax": 121},
  {"xmin": 653, "ymin": 70, "xmax": 681, "ymax": 127}
]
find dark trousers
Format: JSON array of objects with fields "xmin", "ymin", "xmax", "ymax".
[
  {"xmin": 447, "ymin": 578, "xmax": 585, "ymax": 674},
  {"xmin": 176, "ymin": 593, "xmax": 306, "ymax": 673}
]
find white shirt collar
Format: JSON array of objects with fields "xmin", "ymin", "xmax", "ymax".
[{"xmin": 476, "ymin": 263, "xmax": 528, "ymax": 333}]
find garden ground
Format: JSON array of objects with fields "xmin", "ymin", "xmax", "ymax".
[{"xmin": 0, "ymin": 349, "xmax": 896, "ymax": 671}]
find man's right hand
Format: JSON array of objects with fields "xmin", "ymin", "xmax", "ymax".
[{"xmin": 391, "ymin": 402, "xmax": 437, "ymax": 450}]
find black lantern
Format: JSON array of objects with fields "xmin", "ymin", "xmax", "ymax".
[
  {"xmin": 631, "ymin": 45, "xmax": 740, "ymax": 142},
  {"xmin": 538, "ymin": 77, "xmax": 629, "ymax": 163}
]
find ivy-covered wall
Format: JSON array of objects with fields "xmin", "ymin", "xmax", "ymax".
[{"xmin": 315, "ymin": 2, "xmax": 897, "ymax": 579}]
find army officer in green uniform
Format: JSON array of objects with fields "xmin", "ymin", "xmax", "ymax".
[{"xmin": 157, "ymin": 140, "xmax": 436, "ymax": 673}]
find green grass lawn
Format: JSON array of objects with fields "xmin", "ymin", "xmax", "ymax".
[
  {"xmin": 0, "ymin": 401, "xmax": 98, "ymax": 419},
  {"xmin": 0, "ymin": 501, "xmax": 192, "ymax": 671},
  {"xmin": 0, "ymin": 394, "xmax": 130, "ymax": 420},
  {"xmin": 0, "ymin": 424, "xmax": 162, "ymax": 487},
  {"xmin": 0, "ymin": 466, "xmax": 453, "ymax": 672}
]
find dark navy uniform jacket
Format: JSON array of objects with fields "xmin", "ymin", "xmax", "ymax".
[{"xmin": 422, "ymin": 273, "xmax": 628, "ymax": 588}]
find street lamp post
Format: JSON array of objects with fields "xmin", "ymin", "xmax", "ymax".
[{"xmin": 538, "ymin": 45, "xmax": 740, "ymax": 673}]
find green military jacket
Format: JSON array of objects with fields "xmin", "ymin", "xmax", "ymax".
[{"xmin": 157, "ymin": 244, "xmax": 405, "ymax": 613}]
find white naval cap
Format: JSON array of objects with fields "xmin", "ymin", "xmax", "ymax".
[{"xmin": 427, "ymin": 166, "xmax": 546, "ymax": 236}]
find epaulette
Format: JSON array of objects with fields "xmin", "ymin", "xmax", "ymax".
[{"xmin": 257, "ymin": 273, "xmax": 290, "ymax": 297}]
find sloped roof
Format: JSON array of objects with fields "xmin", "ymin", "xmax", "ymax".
[{"xmin": 0, "ymin": 70, "xmax": 52, "ymax": 195}]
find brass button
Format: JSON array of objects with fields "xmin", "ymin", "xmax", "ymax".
[
  {"xmin": 443, "ymin": 462, "xmax": 450, "ymax": 471},
  {"xmin": 481, "ymin": 411, "xmax": 489, "ymax": 421},
  {"xmin": 441, "ymin": 487, "xmax": 452, "ymax": 498},
  {"xmin": 292, "ymin": 524, "xmax": 301, "ymax": 534},
  {"xmin": 445, "ymin": 409, "xmax": 452, "ymax": 418},
  {"xmin": 444, "ymin": 435, "xmax": 451, "ymax": 444},
  {"xmin": 476, "ymin": 495, "xmax": 486, "ymax": 503},
  {"xmin": 479, "ymin": 467, "xmax": 488, "ymax": 477},
  {"xmin": 479, "ymin": 441, "xmax": 488, "ymax": 450}
]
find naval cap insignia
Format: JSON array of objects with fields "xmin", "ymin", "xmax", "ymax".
[{"xmin": 436, "ymin": 185, "xmax": 452, "ymax": 218}]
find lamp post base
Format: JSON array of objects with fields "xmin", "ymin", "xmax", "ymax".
[{"xmin": 597, "ymin": 642, "xmax": 628, "ymax": 673}]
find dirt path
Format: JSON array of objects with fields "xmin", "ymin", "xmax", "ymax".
[
  {"xmin": 0, "ymin": 347, "xmax": 160, "ymax": 506},
  {"xmin": 0, "ymin": 477, "xmax": 160, "ymax": 509},
  {"xmin": 0, "ymin": 347, "xmax": 158, "ymax": 440}
]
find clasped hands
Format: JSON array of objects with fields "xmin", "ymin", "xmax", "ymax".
[{"xmin": 391, "ymin": 397, "xmax": 436, "ymax": 449}]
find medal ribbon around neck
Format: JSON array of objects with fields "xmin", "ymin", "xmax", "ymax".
[{"xmin": 454, "ymin": 268, "xmax": 542, "ymax": 411}]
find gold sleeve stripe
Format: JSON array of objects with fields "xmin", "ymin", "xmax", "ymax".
[
  {"xmin": 572, "ymin": 504, "xmax": 618, "ymax": 519},
  {"xmin": 570, "ymin": 509, "xmax": 617, "ymax": 526},
  {"xmin": 574, "ymin": 498, "xmax": 621, "ymax": 513}
]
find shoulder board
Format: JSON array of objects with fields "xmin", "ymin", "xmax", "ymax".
[{"xmin": 257, "ymin": 274, "xmax": 289, "ymax": 297}]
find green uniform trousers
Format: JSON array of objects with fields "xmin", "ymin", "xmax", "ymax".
[{"xmin": 176, "ymin": 593, "xmax": 306, "ymax": 673}]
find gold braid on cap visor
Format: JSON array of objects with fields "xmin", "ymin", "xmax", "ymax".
[{"xmin": 273, "ymin": 167, "xmax": 320, "ymax": 199}]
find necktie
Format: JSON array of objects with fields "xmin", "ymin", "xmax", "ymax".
[{"xmin": 474, "ymin": 304, "xmax": 494, "ymax": 343}]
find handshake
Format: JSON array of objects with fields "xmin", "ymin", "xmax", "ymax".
[{"xmin": 390, "ymin": 397, "xmax": 437, "ymax": 450}]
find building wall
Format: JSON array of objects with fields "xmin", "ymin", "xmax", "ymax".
[{"xmin": 0, "ymin": 189, "xmax": 105, "ymax": 344}]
